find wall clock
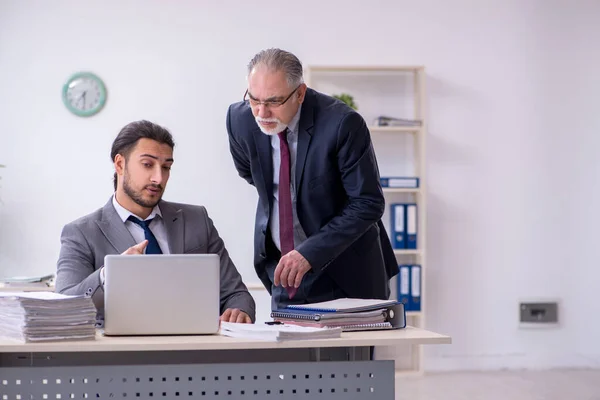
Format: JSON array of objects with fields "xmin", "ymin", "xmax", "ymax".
[{"xmin": 62, "ymin": 71, "xmax": 107, "ymax": 117}]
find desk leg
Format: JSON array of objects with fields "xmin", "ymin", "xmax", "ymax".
[{"xmin": 311, "ymin": 347, "xmax": 321, "ymax": 362}]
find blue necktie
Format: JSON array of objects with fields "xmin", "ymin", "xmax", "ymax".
[{"xmin": 127, "ymin": 216, "xmax": 163, "ymax": 254}]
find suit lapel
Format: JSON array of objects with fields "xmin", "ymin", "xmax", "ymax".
[
  {"xmin": 295, "ymin": 94, "xmax": 315, "ymax": 192},
  {"xmin": 96, "ymin": 198, "xmax": 136, "ymax": 254},
  {"xmin": 253, "ymin": 127, "xmax": 274, "ymax": 202},
  {"xmin": 160, "ymin": 201, "xmax": 184, "ymax": 254}
]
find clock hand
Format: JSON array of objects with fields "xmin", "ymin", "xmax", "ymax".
[{"xmin": 76, "ymin": 92, "xmax": 86, "ymax": 108}]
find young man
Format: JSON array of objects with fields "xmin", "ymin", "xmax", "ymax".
[
  {"xmin": 226, "ymin": 48, "xmax": 398, "ymax": 309},
  {"xmin": 56, "ymin": 120, "xmax": 255, "ymax": 324}
]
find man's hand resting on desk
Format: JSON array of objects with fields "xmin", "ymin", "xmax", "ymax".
[{"xmin": 220, "ymin": 308, "xmax": 252, "ymax": 323}]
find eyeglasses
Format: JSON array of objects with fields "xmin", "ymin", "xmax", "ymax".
[{"xmin": 244, "ymin": 85, "xmax": 301, "ymax": 109}]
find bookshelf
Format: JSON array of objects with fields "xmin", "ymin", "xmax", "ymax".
[
  {"xmin": 384, "ymin": 188, "xmax": 421, "ymax": 194},
  {"xmin": 305, "ymin": 65, "xmax": 427, "ymax": 374}
]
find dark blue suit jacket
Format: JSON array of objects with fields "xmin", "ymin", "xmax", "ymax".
[{"xmin": 226, "ymin": 88, "xmax": 399, "ymax": 300}]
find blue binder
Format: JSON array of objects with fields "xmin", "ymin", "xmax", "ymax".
[
  {"xmin": 405, "ymin": 203, "xmax": 418, "ymax": 249},
  {"xmin": 397, "ymin": 265, "xmax": 410, "ymax": 308},
  {"xmin": 408, "ymin": 265, "xmax": 421, "ymax": 312},
  {"xmin": 390, "ymin": 204, "xmax": 406, "ymax": 249}
]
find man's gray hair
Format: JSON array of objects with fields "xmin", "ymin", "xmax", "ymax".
[{"xmin": 247, "ymin": 48, "xmax": 304, "ymax": 88}]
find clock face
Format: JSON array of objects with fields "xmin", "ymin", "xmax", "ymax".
[{"xmin": 62, "ymin": 72, "xmax": 107, "ymax": 117}]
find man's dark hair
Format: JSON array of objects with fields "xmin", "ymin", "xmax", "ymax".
[{"xmin": 110, "ymin": 120, "xmax": 175, "ymax": 190}]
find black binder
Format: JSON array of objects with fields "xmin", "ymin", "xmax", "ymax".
[{"xmin": 270, "ymin": 303, "xmax": 406, "ymax": 331}]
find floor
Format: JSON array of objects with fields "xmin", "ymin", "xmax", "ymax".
[{"xmin": 395, "ymin": 369, "xmax": 600, "ymax": 400}]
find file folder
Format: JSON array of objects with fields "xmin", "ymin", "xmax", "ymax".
[
  {"xmin": 285, "ymin": 298, "xmax": 398, "ymax": 313},
  {"xmin": 391, "ymin": 203, "xmax": 406, "ymax": 249},
  {"xmin": 271, "ymin": 302, "xmax": 406, "ymax": 331},
  {"xmin": 380, "ymin": 177, "xmax": 420, "ymax": 188},
  {"xmin": 397, "ymin": 265, "xmax": 410, "ymax": 308},
  {"xmin": 405, "ymin": 203, "xmax": 418, "ymax": 249},
  {"xmin": 408, "ymin": 265, "xmax": 421, "ymax": 312}
]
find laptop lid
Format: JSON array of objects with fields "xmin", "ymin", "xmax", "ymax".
[{"xmin": 103, "ymin": 254, "xmax": 220, "ymax": 336}]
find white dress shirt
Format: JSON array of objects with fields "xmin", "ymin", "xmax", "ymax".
[
  {"xmin": 111, "ymin": 194, "xmax": 171, "ymax": 254},
  {"xmin": 269, "ymin": 106, "xmax": 308, "ymax": 252}
]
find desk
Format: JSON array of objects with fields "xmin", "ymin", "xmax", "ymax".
[
  {"xmin": 0, "ymin": 284, "xmax": 54, "ymax": 292},
  {"xmin": 0, "ymin": 327, "xmax": 450, "ymax": 399}
]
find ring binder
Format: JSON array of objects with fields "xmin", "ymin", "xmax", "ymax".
[
  {"xmin": 285, "ymin": 298, "xmax": 399, "ymax": 313},
  {"xmin": 342, "ymin": 322, "xmax": 394, "ymax": 331},
  {"xmin": 270, "ymin": 300, "xmax": 406, "ymax": 331}
]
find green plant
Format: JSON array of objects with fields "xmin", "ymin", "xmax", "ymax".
[{"xmin": 332, "ymin": 93, "xmax": 358, "ymax": 110}]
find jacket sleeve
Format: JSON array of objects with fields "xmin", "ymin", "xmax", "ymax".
[
  {"xmin": 203, "ymin": 208, "xmax": 257, "ymax": 322},
  {"xmin": 296, "ymin": 111, "xmax": 385, "ymax": 272},
  {"xmin": 55, "ymin": 223, "xmax": 105, "ymax": 310}
]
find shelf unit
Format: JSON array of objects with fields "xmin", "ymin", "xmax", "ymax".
[
  {"xmin": 306, "ymin": 65, "xmax": 427, "ymax": 374},
  {"xmin": 383, "ymin": 188, "xmax": 421, "ymax": 194}
]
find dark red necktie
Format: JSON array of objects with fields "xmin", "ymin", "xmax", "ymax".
[{"xmin": 278, "ymin": 129, "xmax": 297, "ymax": 299}]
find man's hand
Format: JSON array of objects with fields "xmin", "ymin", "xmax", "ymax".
[
  {"xmin": 100, "ymin": 240, "xmax": 149, "ymax": 285},
  {"xmin": 220, "ymin": 308, "xmax": 252, "ymax": 323},
  {"xmin": 122, "ymin": 240, "xmax": 148, "ymax": 255},
  {"xmin": 274, "ymin": 250, "xmax": 312, "ymax": 288}
]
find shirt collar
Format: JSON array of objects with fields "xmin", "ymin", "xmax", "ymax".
[
  {"xmin": 286, "ymin": 104, "xmax": 302, "ymax": 135},
  {"xmin": 112, "ymin": 194, "xmax": 162, "ymax": 223}
]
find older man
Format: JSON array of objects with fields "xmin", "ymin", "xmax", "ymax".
[{"xmin": 226, "ymin": 48, "xmax": 398, "ymax": 309}]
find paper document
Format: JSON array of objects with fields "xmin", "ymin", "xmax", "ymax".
[
  {"xmin": 286, "ymin": 298, "xmax": 399, "ymax": 313},
  {"xmin": 0, "ymin": 291, "xmax": 96, "ymax": 343},
  {"xmin": 219, "ymin": 322, "xmax": 341, "ymax": 341}
]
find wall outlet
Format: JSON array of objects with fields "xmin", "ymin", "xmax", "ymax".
[{"xmin": 519, "ymin": 301, "xmax": 559, "ymax": 328}]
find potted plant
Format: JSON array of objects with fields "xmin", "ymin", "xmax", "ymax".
[{"xmin": 332, "ymin": 93, "xmax": 358, "ymax": 110}]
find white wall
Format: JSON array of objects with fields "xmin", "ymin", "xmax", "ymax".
[{"xmin": 1, "ymin": 0, "xmax": 599, "ymax": 370}]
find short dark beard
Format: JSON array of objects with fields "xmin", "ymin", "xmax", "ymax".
[{"xmin": 123, "ymin": 167, "xmax": 162, "ymax": 209}]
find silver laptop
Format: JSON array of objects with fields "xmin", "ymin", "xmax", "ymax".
[{"xmin": 103, "ymin": 254, "xmax": 220, "ymax": 336}]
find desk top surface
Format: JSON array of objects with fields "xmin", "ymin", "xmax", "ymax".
[
  {"xmin": 0, "ymin": 326, "xmax": 450, "ymax": 353},
  {"xmin": 0, "ymin": 285, "xmax": 54, "ymax": 292}
]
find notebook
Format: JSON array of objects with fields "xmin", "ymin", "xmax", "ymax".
[
  {"xmin": 272, "ymin": 318, "xmax": 395, "ymax": 331},
  {"xmin": 272, "ymin": 299, "xmax": 406, "ymax": 332},
  {"xmin": 285, "ymin": 298, "xmax": 399, "ymax": 313},
  {"xmin": 271, "ymin": 309, "xmax": 386, "ymax": 322}
]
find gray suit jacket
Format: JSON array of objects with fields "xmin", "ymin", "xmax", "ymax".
[{"xmin": 55, "ymin": 198, "xmax": 256, "ymax": 323}]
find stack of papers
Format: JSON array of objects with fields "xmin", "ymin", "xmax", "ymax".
[
  {"xmin": 219, "ymin": 322, "xmax": 342, "ymax": 341},
  {"xmin": 0, "ymin": 292, "xmax": 97, "ymax": 342}
]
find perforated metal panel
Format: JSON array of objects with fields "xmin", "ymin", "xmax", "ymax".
[{"xmin": 0, "ymin": 360, "xmax": 393, "ymax": 399}]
